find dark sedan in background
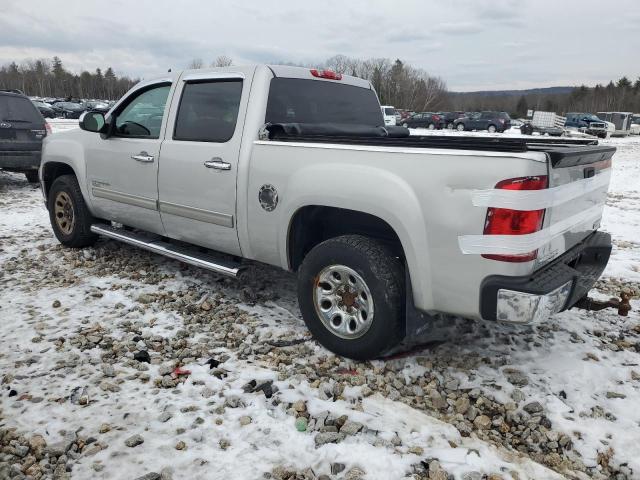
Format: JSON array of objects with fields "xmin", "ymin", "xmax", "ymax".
[
  {"xmin": 401, "ymin": 112, "xmax": 444, "ymax": 129},
  {"xmin": 31, "ymin": 100, "xmax": 56, "ymax": 118},
  {"xmin": 453, "ymin": 111, "xmax": 511, "ymax": 133},
  {"xmin": 51, "ymin": 102, "xmax": 86, "ymax": 119}
]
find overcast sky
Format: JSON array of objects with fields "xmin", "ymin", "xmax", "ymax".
[{"xmin": 1, "ymin": 0, "xmax": 639, "ymax": 91}]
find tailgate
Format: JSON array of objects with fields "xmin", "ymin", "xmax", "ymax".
[{"xmin": 536, "ymin": 144, "xmax": 615, "ymax": 266}]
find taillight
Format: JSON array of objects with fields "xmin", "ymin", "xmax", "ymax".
[
  {"xmin": 433, "ymin": 115, "xmax": 440, "ymax": 121},
  {"xmin": 310, "ymin": 69, "xmax": 342, "ymax": 80},
  {"xmin": 45, "ymin": 122, "xmax": 52, "ymax": 136},
  {"xmin": 482, "ymin": 176, "xmax": 548, "ymax": 262}
]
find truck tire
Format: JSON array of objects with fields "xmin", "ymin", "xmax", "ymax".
[
  {"xmin": 297, "ymin": 235, "xmax": 405, "ymax": 360},
  {"xmin": 48, "ymin": 174, "xmax": 98, "ymax": 248},
  {"xmin": 24, "ymin": 171, "xmax": 39, "ymax": 183}
]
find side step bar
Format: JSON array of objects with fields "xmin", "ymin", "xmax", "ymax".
[{"xmin": 90, "ymin": 224, "xmax": 242, "ymax": 278}]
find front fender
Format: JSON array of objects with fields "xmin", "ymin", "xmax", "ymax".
[
  {"xmin": 279, "ymin": 163, "xmax": 434, "ymax": 311},
  {"xmin": 41, "ymin": 131, "xmax": 92, "ymax": 208}
]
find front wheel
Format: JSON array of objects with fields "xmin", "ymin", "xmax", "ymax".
[
  {"xmin": 48, "ymin": 174, "xmax": 98, "ymax": 248},
  {"xmin": 297, "ymin": 235, "xmax": 405, "ymax": 360},
  {"xmin": 402, "ymin": 122, "xmax": 408, "ymax": 128},
  {"xmin": 456, "ymin": 123, "xmax": 465, "ymax": 131}
]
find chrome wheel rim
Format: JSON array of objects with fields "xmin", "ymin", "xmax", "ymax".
[
  {"xmin": 488, "ymin": 125, "xmax": 496, "ymax": 133},
  {"xmin": 54, "ymin": 191, "xmax": 75, "ymax": 235},
  {"xmin": 313, "ymin": 265, "xmax": 374, "ymax": 339},
  {"xmin": 457, "ymin": 124, "xmax": 464, "ymax": 131},
  {"xmin": 428, "ymin": 123, "xmax": 435, "ymax": 130}
]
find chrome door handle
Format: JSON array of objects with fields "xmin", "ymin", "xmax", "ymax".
[
  {"xmin": 204, "ymin": 158, "xmax": 231, "ymax": 170},
  {"xmin": 131, "ymin": 151, "xmax": 155, "ymax": 163}
]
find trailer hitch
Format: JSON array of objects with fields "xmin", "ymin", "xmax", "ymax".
[{"xmin": 574, "ymin": 292, "xmax": 632, "ymax": 316}]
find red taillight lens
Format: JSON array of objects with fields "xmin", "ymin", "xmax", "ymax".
[
  {"xmin": 433, "ymin": 115, "xmax": 441, "ymax": 121},
  {"xmin": 482, "ymin": 176, "xmax": 548, "ymax": 263},
  {"xmin": 45, "ymin": 122, "xmax": 52, "ymax": 135},
  {"xmin": 310, "ymin": 69, "xmax": 342, "ymax": 80}
]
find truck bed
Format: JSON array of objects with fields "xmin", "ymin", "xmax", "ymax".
[{"xmin": 265, "ymin": 123, "xmax": 615, "ymax": 164}]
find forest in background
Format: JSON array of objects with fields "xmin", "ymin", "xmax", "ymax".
[{"xmin": 2, "ymin": 55, "xmax": 639, "ymax": 116}]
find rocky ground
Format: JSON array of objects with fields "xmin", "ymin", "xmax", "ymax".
[{"xmin": 1, "ymin": 130, "xmax": 639, "ymax": 480}]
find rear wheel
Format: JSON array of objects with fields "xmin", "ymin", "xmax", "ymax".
[
  {"xmin": 48, "ymin": 174, "xmax": 98, "ymax": 248},
  {"xmin": 487, "ymin": 124, "xmax": 497, "ymax": 133},
  {"xmin": 297, "ymin": 235, "xmax": 405, "ymax": 360},
  {"xmin": 428, "ymin": 123, "xmax": 436, "ymax": 130},
  {"xmin": 446, "ymin": 122, "xmax": 454, "ymax": 129},
  {"xmin": 402, "ymin": 122, "xmax": 408, "ymax": 128},
  {"xmin": 456, "ymin": 123, "xmax": 465, "ymax": 131},
  {"xmin": 24, "ymin": 171, "xmax": 39, "ymax": 183}
]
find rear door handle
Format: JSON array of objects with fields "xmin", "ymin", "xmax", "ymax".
[
  {"xmin": 204, "ymin": 158, "xmax": 231, "ymax": 170},
  {"xmin": 131, "ymin": 151, "xmax": 155, "ymax": 163}
]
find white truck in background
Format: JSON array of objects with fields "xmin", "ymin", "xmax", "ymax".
[{"xmin": 39, "ymin": 65, "xmax": 615, "ymax": 359}]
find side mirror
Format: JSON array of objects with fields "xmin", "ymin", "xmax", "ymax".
[{"xmin": 79, "ymin": 111, "xmax": 106, "ymax": 133}]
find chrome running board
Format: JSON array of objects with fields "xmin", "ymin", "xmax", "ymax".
[{"xmin": 90, "ymin": 224, "xmax": 242, "ymax": 278}]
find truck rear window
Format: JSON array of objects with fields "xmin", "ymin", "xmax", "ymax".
[
  {"xmin": 0, "ymin": 95, "xmax": 43, "ymax": 124},
  {"xmin": 265, "ymin": 78, "xmax": 383, "ymax": 126}
]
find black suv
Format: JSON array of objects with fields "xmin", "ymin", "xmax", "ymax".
[
  {"xmin": 0, "ymin": 90, "xmax": 49, "ymax": 182},
  {"xmin": 453, "ymin": 111, "xmax": 511, "ymax": 133}
]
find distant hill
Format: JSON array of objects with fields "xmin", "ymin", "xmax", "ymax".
[{"xmin": 451, "ymin": 86, "xmax": 575, "ymax": 97}]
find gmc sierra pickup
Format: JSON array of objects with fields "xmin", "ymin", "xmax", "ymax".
[{"xmin": 40, "ymin": 65, "xmax": 615, "ymax": 359}]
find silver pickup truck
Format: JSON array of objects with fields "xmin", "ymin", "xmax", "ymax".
[{"xmin": 40, "ymin": 65, "xmax": 615, "ymax": 359}]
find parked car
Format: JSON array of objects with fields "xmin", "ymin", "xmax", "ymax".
[
  {"xmin": 564, "ymin": 113, "xmax": 609, "ymax": 139},
  {"xmin": 0, "ymin": 90, "xmax": 49, "ymax": 182},
  {"xmin": 51, "ymin": 102, "xmax": 86, "ymax": 119},
  {"xmin": 401, "ymin": 112, "xmax": 443, "ymax": 129},
  {"xmin": 520, "ymin": 122, "xmax": 564, "ymax": 136},
  {"xmin": 631, "ymin": 114, "xmax": 640, "ymax": 135},
  {"xmin": 83, "ymin": 100, "xmax": 111, "ymax": 114},
  {"xmin": 454, "ymin": 111, "xmax": 511, "ymax": 133},
  {"xmin": 439, "ymin": 111, "xmax": 465, "ymax": 129},
  {"xmin": 41, "ymin": 64, "xmax": 614, "ymax": 360},
  {"xmin": 381, "ymin": 105, "xmax": 397, "ymax": 126},
  {"xmin": 31, "ymin": 100, "xmax": 56, "ymax": 118}
]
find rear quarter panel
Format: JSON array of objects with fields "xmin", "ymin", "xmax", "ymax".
[{"xmin": 244, "ymin": 141, "xmax": 548, "ymax": 318}]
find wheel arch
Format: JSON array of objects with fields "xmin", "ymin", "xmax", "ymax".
[{"xmin": 42, "ymin": 162, "xmax": 78, "ymax": 203}]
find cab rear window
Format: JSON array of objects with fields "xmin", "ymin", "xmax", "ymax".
[
  {"xmin": 266, "ymin": 78, "xmax": 383, "ymax": 126},
  {"xmin": 0, "ymin": 95, "xmax": 43, "ymax": 124}
]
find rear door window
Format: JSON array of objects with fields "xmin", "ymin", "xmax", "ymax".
[
  {"xmin": 0, "ymin": 95, "xmax": 43, "ymax": 124},
  {"xmin": 173, "ymin": 80, "xmax": 242, "ymax": 142}
]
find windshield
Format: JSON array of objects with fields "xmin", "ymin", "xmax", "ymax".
[
  {"xmin": 266, "ymin": 78, "xmax": 383, "ymax": 126},
  {"xmin": 583, "ymin": 114, "xmax": 601, "ymax": 121},
  {"xmin": 384, "ymin": 107, "xmax": 396, "ymax": 116},
  {"xmin": 0, "ymin": 95, "xmax": 43, "ymax": 123}
]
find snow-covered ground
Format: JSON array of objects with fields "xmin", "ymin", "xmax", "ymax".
[{"xmin": 0, "ymin": 126, "xmax": 639, "ymax": 480}]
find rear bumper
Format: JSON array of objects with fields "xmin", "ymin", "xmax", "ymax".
[
  {"xmin": 480, "ymin": 231, "xmax": 612, "ymax": 323},
  {"xmin": 0, "ymin": 151, "xmax": 41, "ymax": 170}
]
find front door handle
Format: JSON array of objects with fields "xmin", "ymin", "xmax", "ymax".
[
  {"xmin": 204, "ymin": 158, "xmax": 231, "ymax": 170},
  {"xmin": 131, "ymin": 151, "xmax": 155, "ymax": 163}
]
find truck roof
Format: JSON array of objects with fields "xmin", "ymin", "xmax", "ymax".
[{"xmin": 138, "ymin": 65, "xmax": 372, "ymax": 90}]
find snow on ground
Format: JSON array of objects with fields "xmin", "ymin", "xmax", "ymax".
[{"xmin": 0, "ymin": 129, "xmax": 639, "ymax": 480}]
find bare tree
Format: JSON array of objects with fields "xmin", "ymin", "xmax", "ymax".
[
  {"xmin": 212, "ymin": 55, "xmax": 233, "ymax": 67},
  {"xmin": 188, "ymin": 58, "xmax": 204, "ymax": 69}
]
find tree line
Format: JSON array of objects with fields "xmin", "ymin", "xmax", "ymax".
[
  {"xmin": 450, "ymin": 77, "xmax": 640, "ymax": 117},
  {"xmin": 0, "ymin": 57, "xmax": 138, "ymax": 100},
  {"xmin": 187, "ymin": 54, "xmax": 449, "ymax": 112},
  {"xmin": 4, "ymin": 54, "xmax": 638, "ymax": 117}
]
